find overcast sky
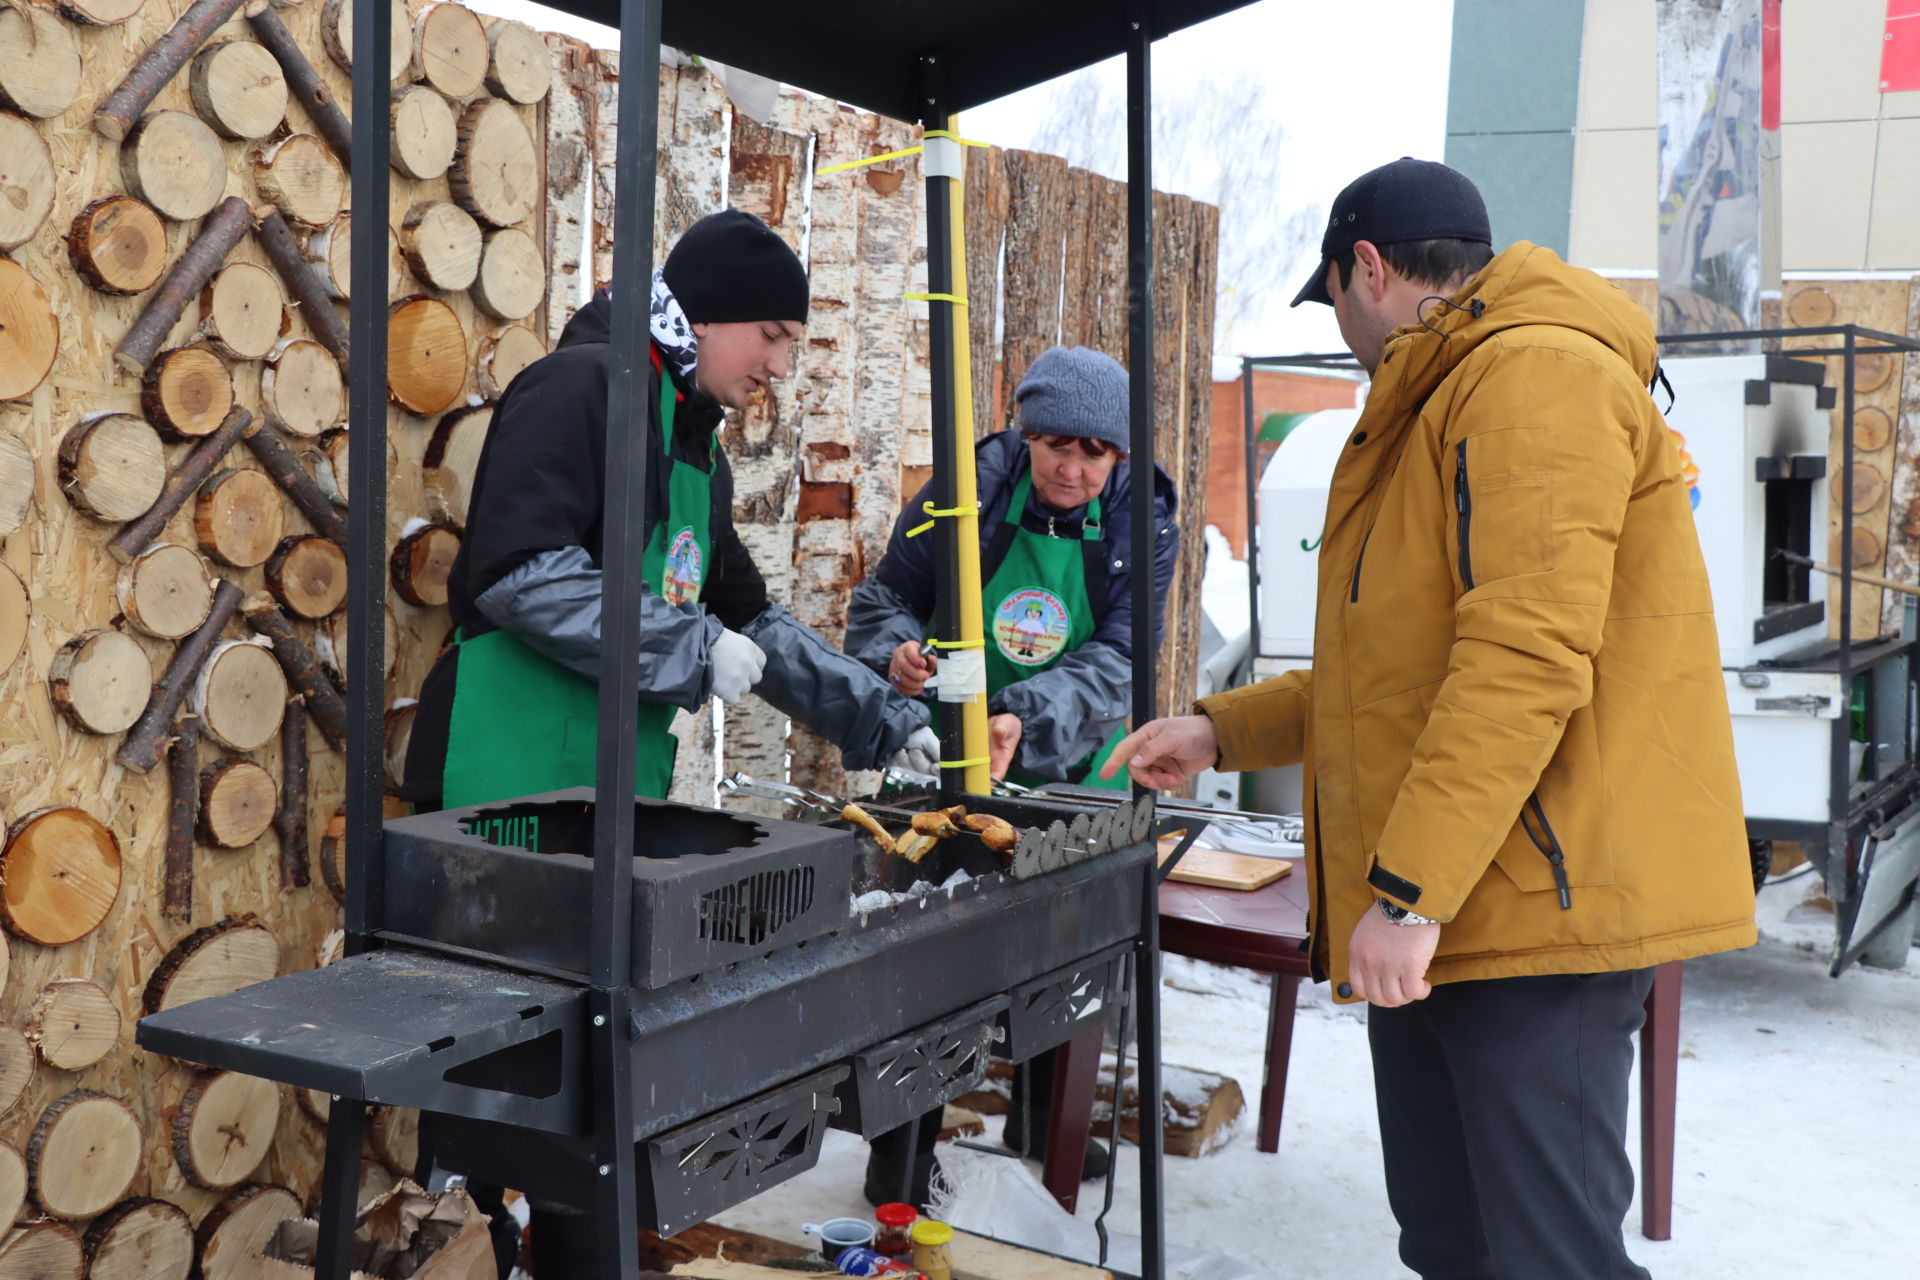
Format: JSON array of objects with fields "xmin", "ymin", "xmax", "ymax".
[{"xmin": 465, "ymin": 0, "xmax": 1456, "ymax": 359}]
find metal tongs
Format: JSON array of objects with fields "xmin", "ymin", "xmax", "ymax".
[
  {"xmin": 991, "ymin": 777, "xmax": 1301, "ymax": 846},
  {"xmin": 718, "ymin": 773, "xmax": 925, "ymax": 823}
]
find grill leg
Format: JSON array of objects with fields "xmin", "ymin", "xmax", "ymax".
[
  {"xmin": 1041, "ymin": 1027, "xmax": 1103, "ymax": 1211},
  {"xmin": 315, "ymin": 1098, "xmax": 367, "ymax": 1280}
]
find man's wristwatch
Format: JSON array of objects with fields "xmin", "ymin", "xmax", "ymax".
[{"xmin": 1378, "ymin": 898, "xmax": 1438, "ymax": 927}]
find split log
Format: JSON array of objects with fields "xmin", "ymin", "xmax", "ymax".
[
  {"xmin": 26, "ymin": 980, "xmax": 120, "ymax": 1070},
  {"xmin": 0, "ymin": 257, "xmax": 59, "ymax": 401},
  {"xmin": 0, "ymin": 1145, "xmax": 22, "ymax": 1241},
  {"xmin": 0, "ymin": 809, "xmax": 122, "ymax": 947},
  {"xmin": 0, "ymin": 1029, "xmax": 31, "ymax": 1115},
  {"xmin": 451, "ymin": 98, "xmax": 537, "ymax": 228},
  {"xmin": 143, "ymin": 347, "xmax": 235, "ymax": 439},
  {"xmin": 471, "ymin": 226, "xmax": 544, "ymax": 321},
  {"xmin": 0, "ymin": 564, "xmax": 27, "ymax": 678},
  {"xmin": 424, "ymin": 404, "xmax": 490, "ymax": 527},
  {"xmin": 116, "ymin": 575, "xmax": 244, "ymax": 772},
  {"xmin": 390, "ymin": 522, "xmax": 460, "ymax": 607},
  {"xmin": 110, "ymin": 408, "xmax": 256, "ymax": 562},
  {"xmin": 262, "ymin": 338, "xmax": 345, "ymax": 438},
  {"xmin": 476, "ymin": 323, "xmax": 545, "ymax": 398},
  {"xmin": 82, "ymin": 1198, "xmax": 195, "ymax": 1280},
  {"xmin": 118, "ymin": 110, "xmax": 227, "ymax": 222},
  {"xmin": 486, "ymin": 19, "xmax": 549, "ymax": 104},
  {"xmin": 318, "ymin": 807, "xmax": 345, "ymax": 902},
  {"xmin": 118, "ymin": 543, "xmax": 216, "ymax": 639},
  {"xmin": 0, "ymin": 110, "xmax": 56, "ymax": 251},
  {"xmin": 265, "ymin": 534, "xmax": 347, "ymax": 618},
  {"xmin": 193, "ymin": 638, "xmax": 288, "ymax": 750},
  {"xmin": 254, "ymin": 132, "xmax": 345, "ymax": 230},
  {"xmin": 320, "ymin": 0, "xmax": 410, "ymax": 84},
  {"xmin": 66, "ymin": 195, "xmax": 168, "ymax": 296},
  {"xmin": 0, "ymin": 1219, "xmax": 83, "ymax": 1278},
  {"xmin": 242, "ymin": 596, "xmax": 348, "ymax": 748},
  {"xmin": 257, "ymin": 209, "xmax": 351, "ymax": 373},
  {"xmin": 114, "ymin": 196, "xmax": 254, "ymax": 375},
  {"xmin": 243, "ymin": 421, "xmax": 350, "ymax": 543},
  {"xmin": 0, "ymin": 435, "xmax": 32, "ymax": 536},
  {"xmin": 391, "ymin": 84, "xmax": 457, "ymax": 180},
  {"xmin": 0, "ymin": 2, "xmax": 82, "ymax": 119},
  {"xmin": 195, "ymin": 468, "xmax": 286, "ymax": 567},
  {"xmin": 189, "ymin": 38, "xmax": 287, "ymax": 139},
  {"xmin": 198, "ymin": 759, "xmax": 276, "ymax": 847},
  {"xmin": 142, "ymin": 918, "xmax": 280, "ymax": 1016},
  {"xmin": 304, "ymin": 214, "xmax": 353, "ymax": 300},
  {"xmin": 367, "ymin": 1105, "xmax": 419, "ymax": 1176},
  {"xmin": 246, "ymin": 7, "xmax": 353, "ymax": 163},
  {"xmin": 192, "ymin": 1183, "xmax": 301, "ymax": 1280},
  {"xmin": 172, "ymin": 1072, "xmax": 278, "ymax": 1189},
  {"xmin": 383, "ymin": 701, "xmax": 414, "ymax": 789},
  {"xmin": 164, "ymin": 713, "xmax": 200, "ymax": 918},
  {"xmin": 27, "ymin": 1092, "xmax": 142, "ymax": 1219},
  {"xmin": 93, "ymin": 0, "xmax": 248, "ymax": 141},
  {"xmin": 400, "ymin": 200, "xmax": 482, "ymax": 292},
  {"xmin": 48, "ymin": 629, "xmax": 153, "ymax": 735},
  {"xmin": 198, "ymin": 261, "xmax": 287, "ymax": 361},
  {"xmin": 412, "ymin": 2, "xmax": 487, "ymax": 98},
  {"xmin": 277, "ymin": 697, "xmax": 309, "ymax": 887},
  {"xmin": 57, "ymin": 414, "xmax": 166, "ymax": 523},
  {"xmin": 387, "ymin": 296, "xmax": 467, "ymax": 415}
]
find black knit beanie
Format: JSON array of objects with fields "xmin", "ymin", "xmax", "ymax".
[{"xmin": 661, "ymin": 209, "xmax": 809, "ymax": 323}]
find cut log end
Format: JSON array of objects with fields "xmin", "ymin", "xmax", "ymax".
[
  {"xmin": 193, "ymin": 639, "xmax": 289, "ymax": 750},
  {"xmin": 26, "ymin": 980, "xmax": 121, "ymax": 1071},
  {"xmin": 82, "ymin": 1198, "xmax": 195, "ymax": 1280},
  {"xmin": 27, "ymin": 1092, "xmax": 142, "ymax": 1220},
  {"xmin": 0, "ymin": 563, "xmax": 30, "ymax": 680},
  {"xmin": 386, "ymin": 297, "xmax": 467, "ymax": 416},
  {"xmin": 472, "ymin": 227, "xmax": 544, "ymax": 321},
  {"xmin": 391, "ymin": 83, "xmax": 458, "ymax": 181},
  {"xmin": 400, "ymin": 199, "xmax": 483, "ymax": 293},
  {"xmin": 144, "ymin": 347, "xmax": 237, "ymax": 439},
  {"xmin": 0, "ymin": 1028, "xmax": 36, "ymax": 1117},
  {"xmin": 172, "ymin": 1072, "xmax": 279, "ymax": 1189},
  {"xmin": 0, "ymin": 258, "xmax": 60, "ymax": 402},
  {"xmin": 424, "ymin": 405, "xmax": 492, "ymax": 528},
  {"xmin": 193, "ymin": 1183, "xmax": 301, "ymax": 1280},
  {"xmin": 58, "ymin": 413, "xmax": 167, "ymax": 523},
  {"xmin": 195, "ymin": 467, "xmax": 288, "ymax": 568},
  {"xmin": 0, "ymin": 4, "xmax": 83, "ymax": 119},
  {"xmin": 477, "ymin": 324, "xmax": 545, "ymax": 399},
  {"xmin": 486, "ymin": 19, "xmax": 550, "ymax": 104},
  {"xmin": 121, "ymin": 111, "xmax": 227, "ymax": 223},
  {"xmin": 143, "ymin": 919, "xmax": 281, "ymax": 1018},
  {"xmin": 190, "ymin": 38, "xmax": 288, "ymax": 139},
  {"xmin": 48, "ymin": 629, "xmax": 153, "ymax": 736},
  {"xmin": 67, "ymin": 196, "xmax": 168, "ymax": 296},
  {"xmin": 0, "ymin": 1218, "xmax": 83, "ymax": 1279},
  {"xmin": 0, "ymin": 808, "xmax": 123, "ymax": 947},
  {"xmin": 262, "ymin": 338, "xmax": 344, "ymax": 438},
  {"xmin": 390, "ymin": 522, "xmax": 461, "ymax": 607},
  {"xmin": 266, "ymin": 533, "xmax": 348, "ymax": 619},
  {"xmin": 118, "ymin": 542, "xmax": 216, "ymax": 639},
  {"xmin": 198, "ymin": 759, "xmax": 277, "ymax": 848},
  {"xmin": 0, "ymin": 436, "xmax": 31, "ymax": 539},
  {"xmin": 413, "ymin": 2, "xmax": 488, "ymax": 98},
  {"xmin": 451, "ymin": 97, "xmax": 538, "ymax": 228},
  {"xmin": 0, "ymin": 116, "xmax": 55, "ymax": 252},
  {"xmin": 254, "ymin": 132, "xmax": 345, "ymax": 229},
  {"xmin": 200, "ymin": 261, "xmax": 287, "ymax": 362}
]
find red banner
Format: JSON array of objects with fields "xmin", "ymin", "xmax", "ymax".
[{"xmin": 1883, "ymin": 0, "xmax": 1920, "ymax": 92}]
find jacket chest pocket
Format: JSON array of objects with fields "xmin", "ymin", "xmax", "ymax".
[{"xmin": 1454, "ymin": 429, "xmax": 1553, "ymax": 589}]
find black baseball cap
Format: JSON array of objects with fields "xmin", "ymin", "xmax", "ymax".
[{"xmin": 1291, "ymin": 158, "xmax": 1492, "ymax": 307}]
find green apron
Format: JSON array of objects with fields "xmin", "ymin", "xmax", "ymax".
[
  {"xmin": 440, "ymin": 353, "xmax": 715, "ymax": 810},
  {"xmin": 982, "ymin": 468, "xmax": 1129, "ymax": 791}
]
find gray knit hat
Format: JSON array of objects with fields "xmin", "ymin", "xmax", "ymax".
[{"xmin": 1014, "ymin": 346, "xmax": 1129, "ymax": 452}]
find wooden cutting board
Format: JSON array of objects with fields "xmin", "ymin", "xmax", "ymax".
[{"xmin": 1157, "ymin": 839, "xmax": 1292, "ymax": 890}]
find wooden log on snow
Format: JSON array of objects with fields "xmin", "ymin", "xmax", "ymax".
[
  {"xmin": 256, "ymin": 209, "xmax": 351, "ymax": 373},
  {"xmin": 114, "ymin": 197, "xmax": 254, "ymax": 375},
  {"xmin": 66, "ymin": 195, "xmax": 168, "ymax": 296},
  {"xmin": 400, "ymin": 200, "xmax": 482, "ymax": 292},
  {"xmin": 110, "ymin": 408, "xmax": 256, "ymax": 562},
  {"xmin": 94, "ymin": 0, "xmax": 249, "ymax": 141},
  {"xmin": 198, "ymin": 261, "xmax": 287, "ymax": 362},
  {"xmin": 391, "ymin": 83, "xmax": 457, "ymax": 181},
  {"xmin": 0, "ymin": 258, "xmax": 59, "ymax": 403},
  {"xmin": 265, "ymin": 534, "xmax": 347, "ymax": 619},
  {"xmin": 143, "ymin": 347, "xmax": 236, "ymax": 440},
  {"xmin": 0, "ymin": 3, "xmax": 82, "ymax": 119},
  {"xmin": 143, "ymin": 918, "xmax": 280, "ymax": 1017},
  {"xmin": 277, "ymin": 697, "xmax": 309, "ymax": 888},
  {"xmin": 247, "ymin": 6, "xmax": 353, "ymax": 164},
  {"xmin": 0, "ymin": 116, "xmax": 55, "ymax": 252},
  {"xmin": 189, "ymin": 38, "xmax": 287, "ymax": 139},
  {"xmin": 58, "ymin": 414, "xmax": 166, "ymax": 524},
  {"xmin": 243, "ymin": 596, "xmax": 347, "ymax": 749},
  {"xmin": 192, "ymin": 638, "xmax": 288, "ymax": 751},
  {"xmin": 26, "ymin": 979, "xmax": 121, "ymax": 1071},
  {"xmin": 451, "ymin": 98, "xmax": 537, "ymax": 228},
  {"xmin": 476, "ymin": 324, "xmax": 545, "ymax": 398},
  {"xmin": 387, "ymin": 296, "xmax": 466, "ymax": 415},
  {"xmin": 254, "ymin": 133, "xmax": 345, "ymax": 230},
  {"xmin": 172, "ymin": 1071, "xmax": 278, "ymax": 1189},
  {"xmin": 117, "ymin": 576, "xmax": 244, "ymax": 772},
  {"xmin": 27, "ymin": 1091, "xmax": 142, "ymax": 1219},
  {"xmin": 164, "ymin": 712, "xmax": 200, "ymax": 918},
  {"xmin": 82, "ymin": 1199, "xmax": 195, "ymax": 1280},
  {"xmin": 48, "ymin": 629, "xmax": 153, "ymax": 735},
  {"xmin": 242, "ymin": 421, "xmax": 349, "ymax": 543},
  {"xmin": 119, "ymin": 110, "xmax": 228, "ymax": 223},
  {"xmin": 194, "ymin": 468, "xmax": 286, "ymax": 568},
  {"xmin": 0, "ymin": 809, "xmax": 123, "ymax": 947},
  {"xmin": 198, "ymin": 758, "xmax": 277, "ymax": 848}
]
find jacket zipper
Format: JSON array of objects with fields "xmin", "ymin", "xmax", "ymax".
[
  {"xmin": 1454, "ymin": 439, "xmax": 1475, "ymax": 590},
  {"xmin": 1521, "ymin": 793, "xmax": 1573, "ymax": 910},
  {"xmin": 1349, "ymin": 529, "xmax": 1371, "ymax": 603}
]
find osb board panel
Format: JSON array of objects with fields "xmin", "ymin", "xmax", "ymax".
[
  {"xmin": 1885, "ymin": 278, "xmax": 1920, "ymax": 623},
  {"xmin": 1784, "ymin": 279, "xmax": 1907, "ymax": 638},
  {"xmin": 0, "ymin": 0, "xmax": 562, "ymax": 1231}
]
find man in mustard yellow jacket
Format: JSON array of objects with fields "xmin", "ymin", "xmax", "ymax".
[{"xmin": 1105, "ymin": 160, "xmax": 1756, "ymax": 1279}]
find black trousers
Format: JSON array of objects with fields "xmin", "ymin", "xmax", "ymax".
[{"xmin": 1367, "ymin": 969, "xmax": 1655, "ymax": 1280}]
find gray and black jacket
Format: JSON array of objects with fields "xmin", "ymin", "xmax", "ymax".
[
  {"xmin": 401, "ymin": 294, "xmax": 927, "ymax": 808},
  {"xmin": 846, "ymin": 429, "xmax": 1178, "ymax": 782}
]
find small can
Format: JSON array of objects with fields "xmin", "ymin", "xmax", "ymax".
[{"xmin": 836, "ymin": 1246, "xmax": 915, "ymax": 1277}]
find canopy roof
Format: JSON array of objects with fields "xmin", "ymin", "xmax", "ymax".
[{"xmin": 551, "ymin": 0, "xmax": 1260, "ymax": 120}]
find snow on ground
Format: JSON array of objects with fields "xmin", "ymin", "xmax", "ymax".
[{"xmin": 715, "ymin": 871, "xmax": 1920, "ymax": 1278}]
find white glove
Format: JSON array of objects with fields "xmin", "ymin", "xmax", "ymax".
[
  {"xmin": 710, "ymin": 628, "xmax": 766, "ymax": 705},
  {"xmin": 889, "ymin": 726, "xmax": 941, "ymax": 776}
]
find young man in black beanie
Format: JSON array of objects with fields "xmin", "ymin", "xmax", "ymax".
[{"xmin": 402, "ymin": 208, "xmax": 940, "ymax": 1276}]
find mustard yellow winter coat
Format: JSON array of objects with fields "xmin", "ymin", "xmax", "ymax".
[{"xmin": 1200, "ymin": 243, "xmax": 1756, "ymax": 994}]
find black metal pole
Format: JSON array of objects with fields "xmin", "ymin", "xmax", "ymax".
[
  {"xmin": 922, "ymin": 55, "xmax": 966, "ymax": 805},
  {"xmin": 314, "ymin": 1101, "xmax": 366, "ymax": 1280},
  {"xmin": 589, "ymin": 0, "xmax": 661, "ymax": 1268},
  {"xmin": 1831, "ymin": 328, "xmax": 1858, "ymax": 896},
  {"xmin": 1124, "ymin": 7, "xmax": 1165, "ymax": 1280},
  {"xmin": 1242, "ymin": 357, "xmax": 1259, "ymax": 673}
]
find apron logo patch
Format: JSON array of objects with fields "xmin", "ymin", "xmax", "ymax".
[
  {"xmin": 993, "ymin": 587, "xmax": 1071, "ymax": 667},
  {"xmin": 662, "ymin": 525, "xmax": 704, "ymax": 605}
]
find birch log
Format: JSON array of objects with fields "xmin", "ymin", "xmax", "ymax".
[
  {"xmin": 257, "ymin": 208, "xmax": 351, "ymax": 373},
  {"xmin": 117, "ymin": 576, "xmax": 244, "ymax": 772}
]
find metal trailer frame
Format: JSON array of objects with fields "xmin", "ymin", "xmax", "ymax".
[
  {"xmin": 1235, "ymin": 328, "xmax": 1920, "ymax": 978},
  {"xmin": 136, "ymin": 3, "xmax": 1274, "ymax": 1276}
]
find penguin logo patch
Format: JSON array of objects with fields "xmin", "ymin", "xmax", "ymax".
[
  {"xmin": 662, "ymin": 526, "xmax": 704, "ymax": 605},
  {"xmin": 992, "ymin": 587, "xmax": 1070, "ymax": 667}
]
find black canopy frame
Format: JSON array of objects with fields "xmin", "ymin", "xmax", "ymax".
[{"xmin": 331, "ymin": 2, "xmax": 1260, "ymax": 1274}]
